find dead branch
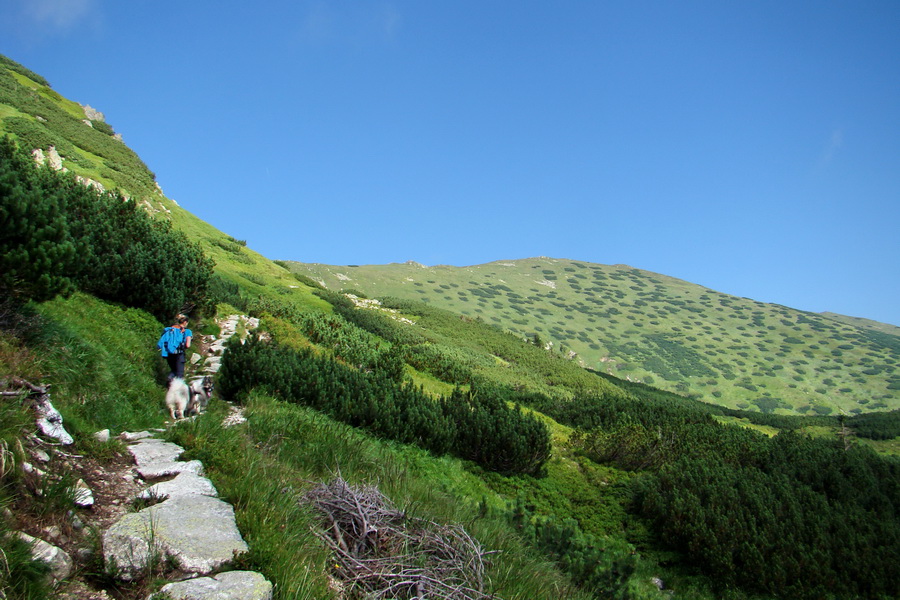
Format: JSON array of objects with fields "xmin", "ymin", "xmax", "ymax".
[{"xmin": 304, "ymin": 477, "xmax": 500, "ymax": 600}]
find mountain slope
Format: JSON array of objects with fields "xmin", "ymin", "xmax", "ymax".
[
  {"xmin": 6, "ymin": 53, "xmax": 900, "ymax": 600},
  {"xmin": 288, "ymin": 257, "xmax": 900, "ymax": 415}
]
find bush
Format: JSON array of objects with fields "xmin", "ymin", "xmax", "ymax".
[
  {"xmin": 217, "ymin": 335, "xmax": 550, "ymax": 474},
  {"xmin": 0, "ymin": 136, "xmax": 76, "ymax": 304},
  {"xmin": 0, "ymin": 136, "xmax": 214, "ymax": 320}
]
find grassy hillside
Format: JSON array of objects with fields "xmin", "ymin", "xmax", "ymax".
[
  {"xmin": 4, "ymin": 54, "xmax": 900, "ymax": 600},
  {"xmin": 288, "ymin": 258, "xmax": 900, "ymax": 415}
]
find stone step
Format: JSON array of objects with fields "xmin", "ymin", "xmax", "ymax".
[
  {"xmin": 103, "ymin": 430, "xmax": 272, "ymax": 596},
  {"xmin": 103, "ymin": 494, "xmax": 249, "ymax": 581},
  {"xmin": 152, "ymin": 571, "xmax": 273, "ymax": 600}
]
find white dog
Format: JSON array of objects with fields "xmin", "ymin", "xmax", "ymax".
[{"xmin": 165, "ymin": 377, "xmax": 191, "ymax": 420}]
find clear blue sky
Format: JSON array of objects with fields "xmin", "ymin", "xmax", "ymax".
[{"xmin": 2, "ymin": 1, "xmax": 899, "ymax": 325}]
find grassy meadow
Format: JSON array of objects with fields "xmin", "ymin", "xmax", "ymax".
[{"xmin": 289, "ymin": 258, "xmax": 900, "ymax": 415}]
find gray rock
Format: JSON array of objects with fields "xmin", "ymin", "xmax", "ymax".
[
  {"xmin": 17, "ymin": 532, "xmax": 74, "ymax": 585},
  {"xmin": 46, "ymin": 146, "xmax": 64, "ymax": 171},
  {"xmin": 75, "ymin": 175, "xmax": 105, "ymax": 192},
  {"xmin": 128, "ymin": 439, "xmax": 184, "ymax": 465},
  {"xmin": 128, "ymin": 438, "xmax": 204, "ymax": 479},
  {"xmin": 82, "ymin": 104, "xmax": 105, "ymax": 121},
  {"xmin": 72, "ymin": 478, "xmax": 94, "ymax": 508},
  {"xmin": 22, "ymin": 461, "xmax": 48, "ymax": 480},
  {"xmin": 152, "ymin": 571, "xmax": 273, "ymax": 600},
  {"xmin": 137, "ymin": 459, "xmax": 204, "ymax": 480},
  {"xmin": 93, "ymin": 429, "xmax": 111, "ymax": 443},
  {"xmin": 207, "ymin": 339, "xmax": 227, "ymax": 354},
  {"xmin": 136, "ymin": 471, "xmax": 218, "ymax": 501},
  {"xmin": 103, "ymin": 495, "xmax": 248, "ymax": 581},
  {"xmin": 120, "ymin": 431, "xmax": 154, "ymax": 442},
  {"xmin": 35, "ymin": 397, "xmax": 73, "ymax": 445},
  {"xmin": 68, "ymin": 510, "xmax": 85, "ymax": 531}
]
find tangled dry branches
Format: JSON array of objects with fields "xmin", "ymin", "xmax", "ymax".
[{"xmin": 304, "ymin": 477, "xmax": 500, "ymax": 600}]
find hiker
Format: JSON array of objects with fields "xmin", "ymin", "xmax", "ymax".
[{"xmin": 158, "ymin": 314, "xmax": 192, "ymax": 380}]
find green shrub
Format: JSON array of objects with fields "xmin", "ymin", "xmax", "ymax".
[
  {"xmin": 217, "ymin": 335, "xmax": 550, "ymax": 474},
  {"xmin": 0, "ymin": 136, "xmax": 76, "ymax": 304},
  {"xmin": 0, "ymin": 136, "xmax": 213, "ymax": 320},
  {"xmin": 0, "ymin": 54, "xmax": 51, "ymax": 86}
]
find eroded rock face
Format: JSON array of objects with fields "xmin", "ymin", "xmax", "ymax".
[
  {"xmin": 46, "ymin": 145, "xmax": 64, "ymax": 171},
  {"xmin": 81, "ymin": 104, "xmax": 105, "ymax": 121},
  {"xmin": 103, "ymin": 495, "xmax": 248, "ymax": 581},
  {"xmin": 152, "ymin": 571, "xmax": 274, "ymax": 600}
]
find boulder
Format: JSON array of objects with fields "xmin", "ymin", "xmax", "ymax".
[
  {"xmin": 152, "ymin": 571, "xmax": 273, "ymax": 600},
  {"xmin": 103, "ymin": 495, "xmax": 248, "ymax": 581},
  {"xmin": 93, "ymin": 429, "xmax": 111, "ymax": 443}
]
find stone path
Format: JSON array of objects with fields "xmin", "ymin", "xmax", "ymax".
[
  {"xmin": 103, "ymin": 431, "xmax": 272, "ymax": 599},
  {"xmin": 16, "ymin": 314, "xmax": 268, "ymax": 599},
  {"xmin": 100, "ymin": 314, "xmax": 270, "ymax": 599}
]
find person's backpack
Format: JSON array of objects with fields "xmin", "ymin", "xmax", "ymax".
[{"xmin": 157, "ymin": 327, "xmax": 185, "ymax": 357}]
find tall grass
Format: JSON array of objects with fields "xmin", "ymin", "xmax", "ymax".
[
  {"xmin": 30, "ymin": 292, "xmax": 169, "ymax": 434},
  {"xmin": 1, "ymin": 340, "xmax": 53, "ymax": 599},
  {"xmin": 167, "ymin": 392, "xmax": 593, "ymax": 600}
]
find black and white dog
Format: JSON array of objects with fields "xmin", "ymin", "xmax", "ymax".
[
  {"xmin": 165, "ymin": 376, "xmax": 214, "ymax": 420},
  {"xmin": 187, "ymin": 375, "xmax": 214, "ymax": 415}
]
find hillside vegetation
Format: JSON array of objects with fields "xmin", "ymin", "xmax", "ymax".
[
  {"xmin": 3, "ymin": 54, "xmax": 900, "ymax": 600},
  {"xmin": 288, "ymin": 258, "xmax": 900, "ymax": 415}
]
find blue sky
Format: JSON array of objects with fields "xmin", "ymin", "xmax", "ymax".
[{"xmin": 2, "ymin": 1, "xmax": 899, "ymax": 325}]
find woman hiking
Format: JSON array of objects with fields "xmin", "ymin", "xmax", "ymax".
[{"xmin": 158, "ymin": 313, "xmax": 193, "ymax": 380}]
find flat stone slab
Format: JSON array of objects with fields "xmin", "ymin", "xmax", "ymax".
[
  {"xmin": 127, "ymin": 438, "xmax": 204, "ymax": 479},
  {"xmin": 136, "ymin": 459, "xmax": 204, "ymax": 480},
  {"xmin": 128, "ymin": 439, "xmax": 184, "ymax": 465},
  {"xmin": 136, "ymin": 471, "xmax": 218, "ymax": 501},
  {"xmin": 104, "ymin": 495, "xmax": 248, "ymax": 581},
  {"xmin": 152, "ymin": 571, "xmax": 273, "ymax": 600}
]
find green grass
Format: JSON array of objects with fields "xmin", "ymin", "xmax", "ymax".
[
  {"xmin": 167, "ymin": 392, "xmax": 596, "ymax": 600},
  {"xmin": 32, "ymin": 292, "xmax": 170, "ymax": 434},
  {"xmin": 289, "ymin": 258, "xmax": 900, "ymax": 415}
]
